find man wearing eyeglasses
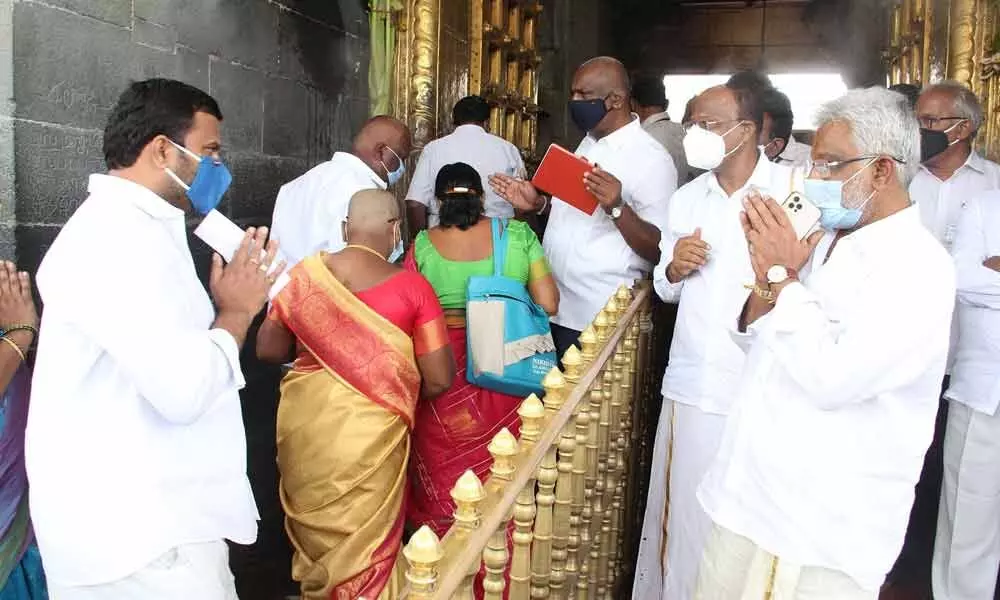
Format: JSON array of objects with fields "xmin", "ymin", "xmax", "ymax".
[
  {"xmin": 632, "ymin": 82, "xmax": 800, "ymax": 600},
  {"xmin": 892, "ymin": 81, "xmax": 1000, "ymax": 593},
  {"xmin": 695, "ymin": 87, "xmax": 954, "ymax": 598}
]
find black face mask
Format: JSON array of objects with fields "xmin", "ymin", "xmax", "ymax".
[
  {"xmin": 568, "ymin": 97, "xmax": 609, "ymax": 133},
  {"xmin": 920, "ymin": 128, "xmax": 951, "ymax": 163}
]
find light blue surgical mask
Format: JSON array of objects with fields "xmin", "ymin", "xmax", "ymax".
[
  {"xmin": 803, "ymin": 158, "xmax": 877, "ymax": 230},
  {"xmin": 165, "ymin": 141, "xmax": 232, "ymax": 215},
  {"xmin": 381, "ymin": 146, "xmax": 406, "ymax": 187},
  {"xmin": 387, "ymin": 223, "xmax": 404, "ymax": 263}
]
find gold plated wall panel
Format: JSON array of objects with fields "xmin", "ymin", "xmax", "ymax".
[{"xmin": 394, "ymin": 0, "xmax": 544, "ymax": 161}]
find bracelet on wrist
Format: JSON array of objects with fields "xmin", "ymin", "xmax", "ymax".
[
  {"xmin": 0, "ymin": 335, "xmax": 26, "ymax": 362},
  {"xmin": 0, "ymin": 324, "xmax": 37, "ymax": 338}
]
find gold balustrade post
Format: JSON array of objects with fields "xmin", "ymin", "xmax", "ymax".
[
  {"xmin": 562, "ymin": 346, "xmax": 586, "ymax": 591},
  {"xmin": 512, "ymin": 394, "xmax": 545, "ymax": 598},
  {"xmin": 531, "ymin": 369, "xmax": 565, "ymax": 598},
  {"xmin": 596, "ymin": 306, "xmax": 621, "ymax": 598},
  {"xmin": 483, "ymin": 428, "xmax": 519, "ymax": 600},
  {"xmin": 594, "ymin": 310, "xmax": 610, "ymax": 346},
  {"xmin": 452, "ymin": 470, "xmax": 487, "ymax": 600},
  {"xmin": 590, "ymin": 365, "xmax": 614, "ymax": 597},
  {"xmin": 607, "ymin": 339, "xmax": 628, "ymax": 591},
  {"xmin": 548, "ymin": 366, "xmax": 573, "ymax": 600},
  {"xmin": 404, "ymin": 525, "xmax": 444, "ymax": 598},
  {"xmin": 579, "ymin": 326, "xmax": 598, "ymax": 365}
]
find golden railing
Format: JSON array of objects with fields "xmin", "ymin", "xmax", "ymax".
[{"xmin": 400, "ymin": 283, "xmax": 656, "ymax": 599}]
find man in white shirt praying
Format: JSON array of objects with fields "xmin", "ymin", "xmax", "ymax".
[
  {"xmin": 632, "ymin": 83, "xmax": 800, "ymax": 600},
  {"xmin": 490, "ymin": 56, "xmax": 676, "ymax": 356},
  {"xmin": 270, "ymin": 116, "xmax": 412, "ymax": 266},
  {"xmin": 26, "ymin": 79, "xmax": 282, "ymax": 599},
  {"xmin": 696, "ymin": 87, "xmax": 955, "ymax": 599},
  {"xmin": 405, "ymin": 95, "xmax": 525, "ymax": 234},
  {"xmin": 933, "ymin": 189, "xmax": 1000, "ymax": 600}
]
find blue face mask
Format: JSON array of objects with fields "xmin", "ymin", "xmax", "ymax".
[
  {"xmin": 165, "ymin": 141, "xmax": 232, "ymax": 215},
  {"xmin": 381, "ymin": 146, "xmax": 406, "ymax": 187},
  {"xmin": 803, "ymin": 158, "xmax": 877, "ymax": 231}
]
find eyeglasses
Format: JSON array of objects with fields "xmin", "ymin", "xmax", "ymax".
[
  {"xmin": 682, "ymin": 119, "xmax": 743, "ymax": 133},
  {"xmin": 810, "ymin": 154, "xmax": 905, "ymax": 178},
  {"xmin": 917, "ymin": 116, "xmax": 966, "ymax": 129}
]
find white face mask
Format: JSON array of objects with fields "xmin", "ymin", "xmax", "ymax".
[{"xmin": 683, "ymin": 122, "xmax": 747, "ymax": 171}]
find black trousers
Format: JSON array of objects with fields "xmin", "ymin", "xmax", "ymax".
[
  {"xmin": 887, "ymin": 378, "xmax": 950, "ymax": 589},
  {"xmin": 551, "ymin": 323, "xmax": 582, "ymax": 363}
]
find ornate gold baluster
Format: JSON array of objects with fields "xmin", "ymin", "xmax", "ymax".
[
  {"xmin": 562, "ymin": 346, "xmax": 585, "ymax": 592},
  {"xmin": 532, "ymin": 369, "xmax": 565, "ymax": 598},
  {"xmin": 484, "ymin": 428, "xmax": 519, "ymax": 600},
  {"xmin": 595, "ymin": 361, "xmax": 614, "ymax": 598},
  {"xmin": 512, "ymin": 394, "xmax": 545, "ymax": 598},
  {"xmin": 453, "ymin": 470, "xmax": 487, "ymax": 600},
  {"xmin": 404, "ymin": 525, "xmax": 444, "ymax": 599},
  {"xmin": 606, "ymin": 339, "xmax": 627, "ymax": 593},
  {"xmin": 593, "ymin": 310, "xmax": 610, "ymax": 346}
]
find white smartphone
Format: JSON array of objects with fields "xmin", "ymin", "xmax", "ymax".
[{"xmin": 781, "ymin": 191, "xmax": 822, "ymax": 240}]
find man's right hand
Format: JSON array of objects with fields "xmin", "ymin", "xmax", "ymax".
[
  {"xmin": 666, "ymin": 228, "xmax": 710, "ymax": 283},
  {"xmin": 984, "ymin": 256, "xmax": 1000, "ymax": 272},
  {"xmin": 489, "ymin": 173, "xmax": 544, "ymax": 212},
  {"xmin": 210, "ymin": 227, "xmax": 284, "ymax": 347}
]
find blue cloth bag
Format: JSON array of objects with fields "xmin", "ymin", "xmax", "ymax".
[{"xmin": 466, "ymin": 218, "xmax": 557, "ymax": 397}]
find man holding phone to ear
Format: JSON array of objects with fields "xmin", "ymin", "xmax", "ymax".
[{"xmin": 632, "ymin": 82, "xmax": 804, "ymax": 600}]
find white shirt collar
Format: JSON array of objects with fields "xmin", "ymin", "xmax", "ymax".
[
  {"xmin": 584, "ymin": 116, "xmax": 643, "ymax": 150},
  {"xmin": 330, "ymin": 151, "xmax": 387, "ymax": 190},
  {"xmin": 88, "ymin": 174, "xmax": 185, "ymax": 221},
  {"xmin": 706, "ymin": 151, "xmax": 773, "ymax": 198}
]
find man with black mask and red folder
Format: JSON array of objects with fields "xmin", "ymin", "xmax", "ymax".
[{"xmin": 489, "ymin": 56, "xmax": 677, "ymax": 356}]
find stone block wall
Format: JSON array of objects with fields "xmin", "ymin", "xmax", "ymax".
[{"xmin": 4, "ymin": 1, "xmax": 371, "ymax": 597}]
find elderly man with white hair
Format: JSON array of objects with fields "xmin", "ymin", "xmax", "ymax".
[{"xmin": 693, "ymin": 87, "xmax": 956, "ymax": 599}]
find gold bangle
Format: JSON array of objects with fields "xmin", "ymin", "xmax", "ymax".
[
  {"xmin": 744, "ymin": 282, "xmax": 776, "ymax": 304},
  {"xmin": 1, "ymin": 336, "xmax": 25, "ymax": 362}
]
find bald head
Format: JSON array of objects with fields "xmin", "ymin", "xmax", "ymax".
[
  {"xmin": 573, "ymin": 57, "xmax": 630, "ymax": 100},
  {"xmin": 352, "ymin": 116, "xmax": 413, "ymax": 185},
  {"xmin": 347, "ymin": 189, "xmax": 399, "ymax": 231}
]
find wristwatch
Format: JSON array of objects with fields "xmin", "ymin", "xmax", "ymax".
[
  {"xmin": 608, "ymin": 198, "xmax": 624, "ymax": 220},
  {"xmin": 766, "ymin": 265, "xmax": 797, "ymax": 285}
]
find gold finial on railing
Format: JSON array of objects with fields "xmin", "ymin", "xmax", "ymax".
[
  {"xmin": 594, "ymin": 310, "xmax": 610, "ymax": 344},
  {"xmin": 484, "ymin": 429, "xmax": 518, "ymax": 600},
  {"xmin": 453, "ymin": 470, "xmax": 486, "ymax": 531},
  {"xmin": 404, "ymin": 525, "xmax": 444, "ymax": 598},
  {"xmin": 615, "ymin": 284, "xmax": 631, "ymax": 306},
  {"xmin": 604, "ymin": 296, "xmax": 620, "ymax": 329},
  {"xmin": 519, "ymin": 394, "xmax": 546, "ymax": 444},
  {"xmin": 542, "ymin": 367, "xmax": 567, "ymax": 412},
  {"xmin": 562, "ymin": 345, "xmax": 583, "ymax": 383},
  {"xmin": 579, "ymin": 326, "xmax": 598, "ymax": 364},
  {"xmin": 489, "ymin": 428, "xmax": 518, "ymax": 481},
  {"xmin": 452, "ymin": 470, "xmax": 486, "ymax": 600}
]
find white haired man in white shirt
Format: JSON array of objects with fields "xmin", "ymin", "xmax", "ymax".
[
  {"xmin": 632, "ymin": 82, "xmax": 806, "ymax": 600},
  {"xmin": 891, "ymin": 81, "xmax": 1000, "ymax": 590},
  {"xmin": 27, "ymin": 79, "xmax": 283, "ymax": 599},
  {"xmin": 696, "ymin": 87, "xmax": 955, "ymax": 598},
  {"xmin": 405, "ymin": 95, "xmax": 525, "ymax": 235},
  {"xmin": 933, "ymin": 189, "xmax": 1000, "ymax": 600}
]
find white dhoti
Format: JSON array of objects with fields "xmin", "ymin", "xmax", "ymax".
[
  {"xmin": 48, "ymin": 541, "xmax": 239, "ymax": 600},
  {"xmin": 932, "ymin": 399, "xmax": 1000, "ymax": 600},
  {"xmin": 633, "ymin": 399, "xmax": 727, "ymax": 600},
  {"xmin": 695, "ymin": 524, "xmax": 875, "ymax": 600}
]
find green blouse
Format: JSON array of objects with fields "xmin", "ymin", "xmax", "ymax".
[{"xmin": 412, "ymin": 220, "xmax": 549, "ymax": 310}]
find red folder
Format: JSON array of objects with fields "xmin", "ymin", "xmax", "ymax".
[{"xmin": 531, "ymin": 144, "xmax": 599, "ymax": 215}]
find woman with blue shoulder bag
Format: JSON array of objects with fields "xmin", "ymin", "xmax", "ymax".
[{"xmin": 403, "ymin": 162, "xmax": 558, "ymax": 542}]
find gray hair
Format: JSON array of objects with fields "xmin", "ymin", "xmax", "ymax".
[
  {"xmin": 815, "ymin": 87, "xmax": 921, "ymax": 185},
  {"xmin": 924, "ymin": 80, "xmax": 983, "ymax": 135}
]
